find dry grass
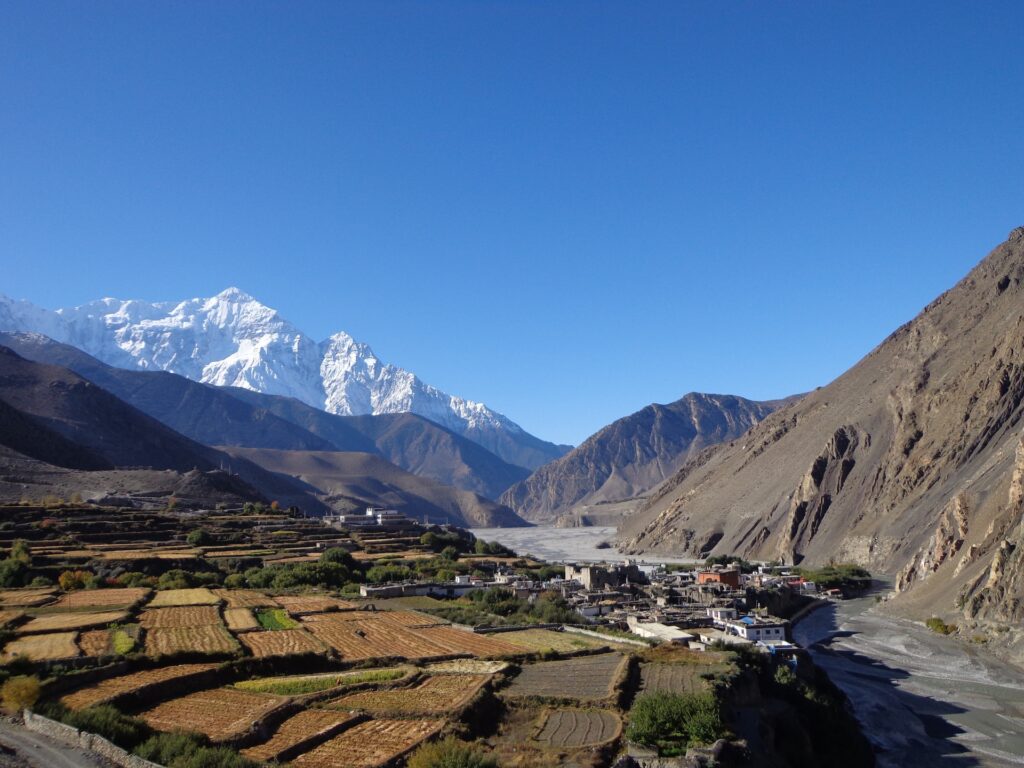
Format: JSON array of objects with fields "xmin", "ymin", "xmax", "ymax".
[
  {"xmin": 224, "ymin": 608, "xmax": 259, "ymax": 632},
  {"xmin": 211, "ymin": 589, "xmax": 277, "ymax": 608},
  {"xmin": 274, "ymin": 595, "xmax": 356, "ymax": 614},
  {"xmin": 60, "ymin": 663, "xmax": 219, "ymax": 710},
  {"xmin": 147, "ymin": 588, "xmax": 220, "ymax": 607},
  {"xmin": 48, "ymin": 588, "xmax": 150, "ymax": 610},
  {"xmin": 325, "ymin": 674, "xmax": 489, "ymax": 716},
  {"xmin": 291, "ymin": 718, "xmax": 444, "ymax": 768},
  {"xmin": 94, "ymin": 549, "xmax": 199, "ymax": 561},
  {"xmin": 145, "ymin": 625, "xmax": 239, "ymax": 657},
  {"xmin": 241, "ymin": 710, "xmax": 361, "ymax": 762},
  {"xmin": 17, "ymin": 610, "xmax": 128, "ymax": 634},
  {"xmin": 140, "ymin": 606, "xmax": 222, "ymax": 629},
  {"xmin": 499, "ymin": 629, "xmax": 611, "ymax": 654},
  {"xmin": 2, "ymin": 632, "xmax": 79, "ymax": 661},
  {"xmin": 140, "ymin": 687, "xmax": 286, "ymax": 742},
  {"xmin": 0, "ymin": 610, "xmax": 24, "ymax": 627},
  {"xmin": 409, "ymin": 626, "xmax": 524, "ymax": 657},
  {"xmin": 425, "ymin": 659, "xmax": 510, "ymax": 675}
]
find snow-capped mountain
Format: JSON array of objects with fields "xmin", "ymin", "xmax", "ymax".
[{"xmin": 0, "ymin": 288, "xmax": 568, "ymax": 469}]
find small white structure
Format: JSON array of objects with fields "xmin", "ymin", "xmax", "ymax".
[
  {"xmin": 724, "ymin": 615, "xmax": 788, "ymax": 643},
  {"xmin": 626, "ymin": 616, "xmax": 695, "ymax": 645},
  {"xmin": 707, "ymin": 606, "xmax": 738, "ymax": 627}
]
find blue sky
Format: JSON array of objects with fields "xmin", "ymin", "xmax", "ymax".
[{"xmin": 2, "ymin": 2, "xmax": 1024, "ymax": 446}]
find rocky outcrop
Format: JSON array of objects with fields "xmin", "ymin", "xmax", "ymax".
[{"xmin": 619, "ymin": 228, "xmax": 1024, "ymax": 629}]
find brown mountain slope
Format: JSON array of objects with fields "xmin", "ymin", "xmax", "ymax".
[
  {"xmin": 619, "ymin": 227, "xmax": 1024, "ymax": 629},
  {"xmin": 501, "ymin": 393, "xmax": 793, "ymax": 524},
  {"xmin": 221, "ymin": 447, "xmax": 528, "ymax": 528}
]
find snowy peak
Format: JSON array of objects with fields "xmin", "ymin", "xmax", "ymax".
[{"xmin": 0, "ymin": 289, "xmax": 567, "ymax": 469}]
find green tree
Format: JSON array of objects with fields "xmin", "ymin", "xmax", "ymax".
[
  {"xmin": 627, "ymin": 691, "xmax": 725, "ymax": 755},
  {"xmin": 320, "ymin": 548, "xmax": 356, "ymax": 569},
  {"xmin": 186, "ymin": 529, "xmax": 214, "ymax": 546}
]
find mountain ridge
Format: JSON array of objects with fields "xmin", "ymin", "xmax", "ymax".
[{"xmin": 0, "ymin": 288, "xmax": 570, "ymax": 470}]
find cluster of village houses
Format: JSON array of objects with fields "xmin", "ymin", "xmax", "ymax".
[{"xmin": 325, "ymin": 509, "xmax": 823, "ymax": 657}]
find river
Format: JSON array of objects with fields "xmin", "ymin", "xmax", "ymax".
[
  {"xmin": 469, "ymin": 525, "xmax": 696, "ymax": 564},
  {"xmin": 794, "ymin": 595, "xmax": 1024, "ymax": 767}
]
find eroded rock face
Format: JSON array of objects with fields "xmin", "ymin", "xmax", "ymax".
[
  {"xmin": 961, "ymin": 436, "xmax": 1024, "ymax": 623},
  {"xmin": 618, "ymin": 228, "xmax": 1024, "ymax": 628},
  {"xmin": 896, "ymin": 493, "xmax": 969, "ymax": 591}
]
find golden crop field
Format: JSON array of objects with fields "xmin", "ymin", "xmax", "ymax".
[
  {"xmin": 147, "ymin": 588, "xmax": 220, "ymax": 607},
  {"xmin": 239, "ymin": 629, "xmax": 327, "ymax": 658},
  {"xmin": 48, "ymin": 588, "xmax": 150, "ymax": 610},
  {"xmin": 0, "ymin": 588, "xmax": 56, "ymax": 607},
  {"xmin": 224, "ymin": 608, "xmax": 258, "ymax": 631},
  {"xmin": 409, "ymin": 626, "xmax": 524, "ymax": 658},
  {"xmin": 94, "ymin": 549, "xmax": 199, "ymax": 561},
  {"xmin": 145, "ymin": 625, "xmax": 239, "ymax": 657},
  {"xmin": 17, "ymin": 610, "xmax": 127, "ymax": 634},
  {"xmin": 326, "ymin": 673, "xmax": 489, "ymax": 715},
  {"xmin": 140, "ymin": 606, "xmax": 222, "ymax": 629},
  {"xmin": 140, "ymin": 688, "xmax": 286, "ymax": 742},
  {"xmin": 60, "ymin": 663, "xmax": 220, "ymax": 710},
  {"xmin": 291, "ymin": 718, "xmax": 444, "ymax": 768},
  {"xmin": 241, "ymin": 710, "xmax": 362, "ymax": 762},
  {"xmin": 0, "ymin": 609, "xmax": 23, "ymax": 627},
  {"xmin": 274, "ymin": 595, "xmax": 356, "ymax": 614},
  {"xmin": 2, "ymin": 631, "xmax": 79, "ymax": 661},
  {"xmin": 77, "ymin": 629, "xmax": 112, "ymax": 657},
  {"xmin": 302, "ymin": 615, "xmax": 450, "ymax": 661},
  {"xmin": 211, "ymin": 589, "xmax": 277, "ymax": 608}
]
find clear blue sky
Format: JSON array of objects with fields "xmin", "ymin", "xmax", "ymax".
[{"xmin": 2, "ymin": 2, "xmax": 1024, "ymax": 446}]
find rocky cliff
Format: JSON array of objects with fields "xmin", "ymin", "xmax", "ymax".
[{"xmin": 619, "ymin": 228, "xmax": 1024, "ymax": 628}]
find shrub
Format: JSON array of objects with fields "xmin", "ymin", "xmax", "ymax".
[
  {"xmin": 407, "ymin": 737, "xmax": 498, "ymax": 768},
  {"xmin": 60, "ymin": 705, "xmax": 152, "ymax": 749},
  {"xmin": 627, "ymin": 691, "xmax": 725, "ymax": 755},
  {"xmin": 136, "ymin": 730, "xmax": 259, "ymax": 768},
  {"xmin": 186, "ymin": 529, "xmax": 214, "ymax": 546},
  {"xmin": 1, "ymin": 675, "xmax": 40, "ymax": 712},
  {"xmin": 59, "ymin": 569, "xmax": 95, "ymax": 591},
  {"xmin": 926, "ymin": 617, "xmax": 957, "ymax": 635}
]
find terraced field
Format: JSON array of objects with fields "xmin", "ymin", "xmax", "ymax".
[
  {"xmin": 48, "ymin": 588, "xmax": 150, "ymax": 610},
  {"xmin": 0, "ymin": 589, "xmax": 56, "ymax": 607},
  {"xmin": 291, "ymin": 718, "xmax": 444, "ymax": 768},
  {"xmin": 532, "ymin": 708, "xmax": 621, "ymax": 747},
  {"xmin": 140, "ymin": 687, "xmax": 287, "ymax": 741},
  {"xmin": 499, "ymin": 629, "xmax": 611, "ymax": 653},
  {"xmin": 411, "ymin": 626, "xmax": 523, "ymax": 657},
  {"xmin": 224, "ymin": 608, "xmax": 258, "ymax": 631},
  {"xmin": 274, "ymin": 595, "xmax": 355, "ymax": 614},
  {"xmin": 145, "ymin": 625, "xmax": 238, "ymax": 657},
  {"xmin": 241, "ymin": 710, "xmax": 362, "ymax": 762},
  {"xmin": 2, "ymin": 631, "xmax": 79, "ymax": 661},
  {"xmin": 0, "ymin": 610, "xmax": 23, "ymax": 627},
  {"xmin": 212, "ymin": 589, "xmax": 277, "ymax": 608},
  {"xmin": 16, "ymin": 610, "xmax": 127, "ymax": 634},
  {"xmin": 639, "ymin": 662, "xmax": 710, "ymax": 694},
  {"xmin": 504, "ymin": 653, "xmax": 626, "ymax": 700},
  {"xmin": 139, "ymin": 606, "xmax": 221, "ymax": 629},
  {"xmin": 235, "ymin": 668, "xmax": 411, "ymax": 695},
  {"xmin": 60, "ymin": 663, "xmax": 220, "ymax": 710},
  {"xmin": 325, "ymin": 673, "xmax": 489, "ymax": 715},
  {"xmin": 147, "ymin": 588, "xmax": 219, "ymax": 607},
  {"xmin": 77, "ymin": 629, "xmax": 113, "ymax": 657},
  {"xmin": 239, "ymin": 629, "xmax": 327, "ymax": 658}
]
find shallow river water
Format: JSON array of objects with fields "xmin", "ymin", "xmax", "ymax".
[{"xmin": 794, "ymin": 596, "xmax": 1024, "ymax": 767}]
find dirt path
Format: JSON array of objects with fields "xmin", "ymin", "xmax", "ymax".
[{"xmin": 0, "ymin": 718, "xmax": 111, "ymax": 768}]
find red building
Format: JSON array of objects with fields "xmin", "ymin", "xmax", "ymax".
[{"xmin": 696, "ymin": 568, "xmax": 741, "ymax": 589}]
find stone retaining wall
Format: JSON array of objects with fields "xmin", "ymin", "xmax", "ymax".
[{"xmin": 23, "ymin": 710, "xmax": 164, "ymax": 768}]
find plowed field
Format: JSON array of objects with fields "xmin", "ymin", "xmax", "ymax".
[
  {"xmin": 212, "ymin": 589, "xmax": 277, "ymax": 608},
  {"xmin": 60, "ymin": 663, "xmax": 220, "ymax": 710},
  {"xmin": 274, "ymin": 595, "xmax": 356, "ymax": 614},
  {"xmin": 17, "ymin": 611, "xmax": 127, "ymax": 634},
  {"xmin": 49, "ymin": 588, "xmax": 150, "ymax": 610},
  {"xmin": 147, "ymin": 588, "xmax": 219, "ymax": 607},
  {"xmin": 2, "ymin": 631, "xmax": 78, "ymax": 661},
  {"xmin": 504, "ymin": 653, "xmax": 626, "ymax": 700},
  {"xmin": 241, "ymin": 710, "xmax": 361, "ymax": 762},
  {"xmin": 145, "ymin": 625, "xmax": 238, "ymax": 657},
  {"xmin": 140, "ymin": 687, "xmax": 286, "ymax": 741},
  {"xmin": 240, "ymin": 629, "xmax": 327, "ymax": 658},
  {"xmin": 325, "ymin": 674, "xmax": 488, "ymax": 715},
  {"xmin": 532, "ymin": 709, "xmax": 621, "ymax": 747},
  {"xmin": 291, "ymin": 718, "xmax": 443, "ymax": 768},
  {"xmin": 139, "ymin": 606, "xmax": 221, "ymax": 629}
]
